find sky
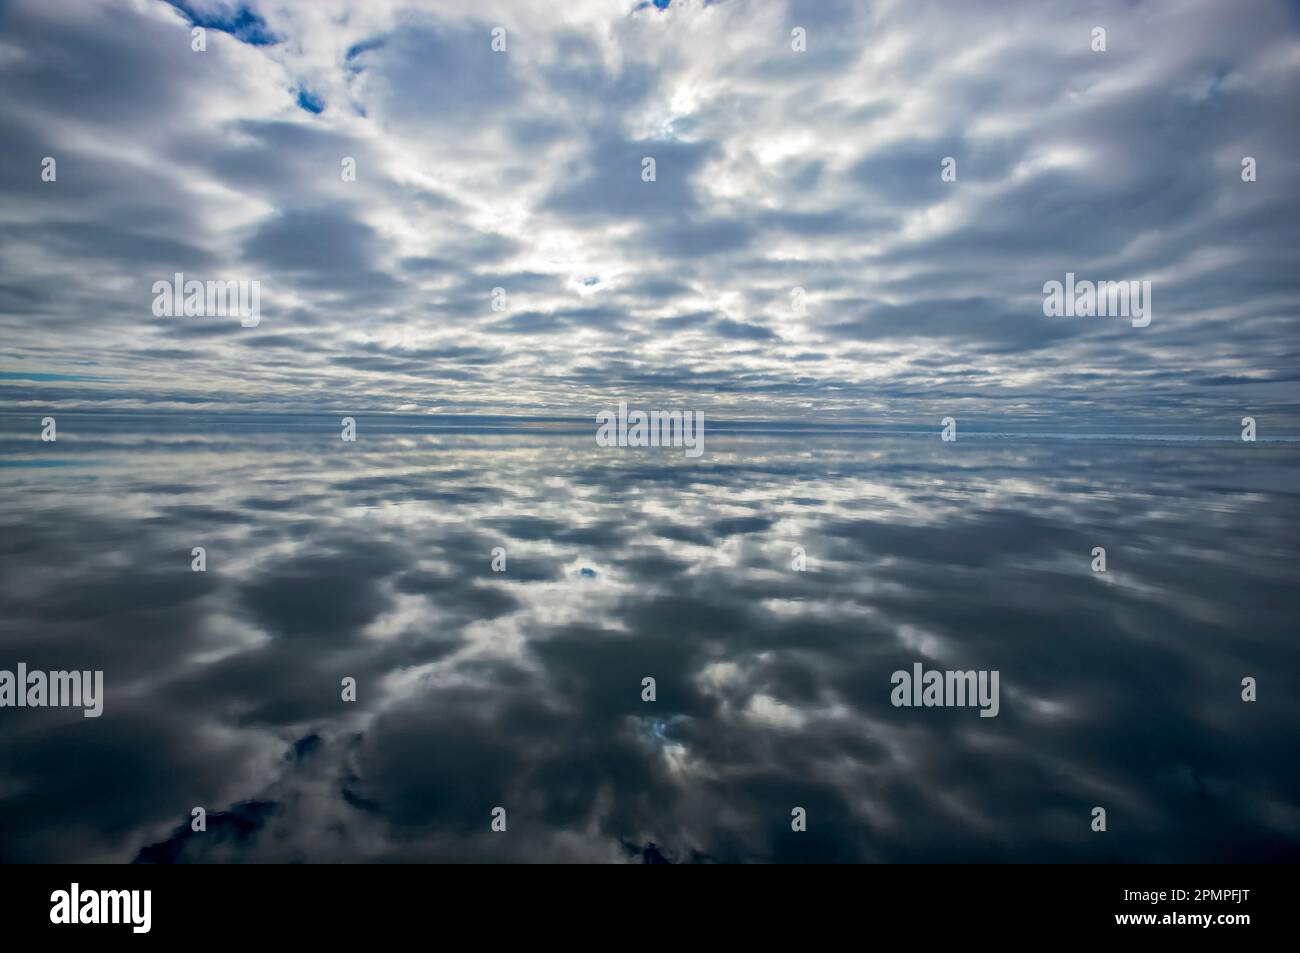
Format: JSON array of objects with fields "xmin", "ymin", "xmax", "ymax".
[{"xmin": 1, "ymin": 0, "xmax": 1298, "ymax": 430}]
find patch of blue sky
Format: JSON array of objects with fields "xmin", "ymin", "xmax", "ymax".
[
  {"xmin": 296, "ymin": 88, "xmax": 325, "ymax": 114},
  {"xmin": 163, "ymin": 1, "xmax": 280, "ymax": 46},
  {"xmin": 0, "ymin": 371, "xmax": 117, "ymax": 382}
]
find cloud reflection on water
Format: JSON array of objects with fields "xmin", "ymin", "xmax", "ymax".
[{"xmin": 1, "ymin": 419, "xmax": 1297, "ymax": 862}]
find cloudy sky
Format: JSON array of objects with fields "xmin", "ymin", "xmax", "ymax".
[{"xmin": 1, "ymin": 0, "xmax": 1298, "ymax": 429}]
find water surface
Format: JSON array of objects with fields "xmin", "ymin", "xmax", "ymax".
[{"xmin": 1, "ymin": 416, "xmax": 1297, "ymax": 862}]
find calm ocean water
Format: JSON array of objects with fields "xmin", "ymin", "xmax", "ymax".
[{"xmin": 1, "ymin": 415, "xmax": 1297, "ymax": 862}]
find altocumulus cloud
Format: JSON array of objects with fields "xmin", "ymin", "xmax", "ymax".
[{"xmin": 0, "ymin": 0, "xmax": 1298, "ymax": 430}]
